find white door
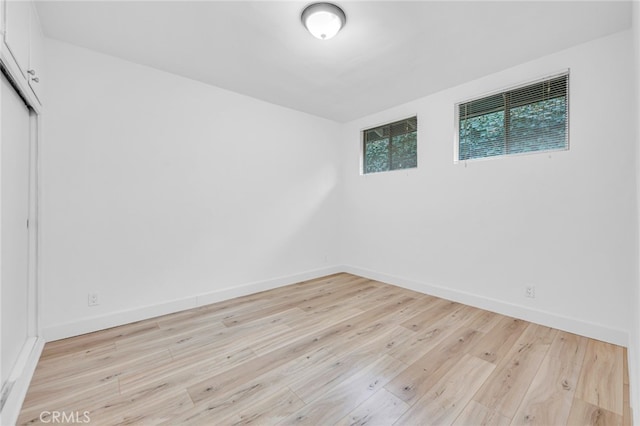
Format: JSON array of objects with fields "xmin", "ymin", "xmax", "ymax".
[{"xmin": 1, "ymin": 73, "xmax": 31, "ymax": 388}]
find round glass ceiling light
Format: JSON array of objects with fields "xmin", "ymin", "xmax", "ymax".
[{"xmin": 301, "ymin": 3, "xmax": 346, "ymax": 40}]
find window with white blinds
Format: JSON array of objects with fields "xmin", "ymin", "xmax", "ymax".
[
  {"xmin": 457, "ymin": 73, "xmax": 569, "ymax": 161},
  {"xmin": 363, "ymin": 116, "xmax": 417, "ymax": 174}
]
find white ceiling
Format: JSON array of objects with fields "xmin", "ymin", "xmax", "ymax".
[{"xmin": 36, "ymin": 1, "xmax": 632, "ymax": 122}]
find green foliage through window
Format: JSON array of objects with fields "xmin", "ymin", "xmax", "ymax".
[
  {"xmin": 458, "ymin": 74, "xmax": 568, "ymax": 161},
  {"xmin": 363, "ymin": 117, "xmax": 417, "ymax": 174}
]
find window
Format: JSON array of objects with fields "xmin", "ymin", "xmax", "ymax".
[
  {"xmin": 363, "ymin": 116, "xmax": 417, "ymax": 174},
  {"xmin": 457, "ymin": 73, "xmax": 569, "ymax": 161}
]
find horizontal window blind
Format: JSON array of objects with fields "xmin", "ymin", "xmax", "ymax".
[
  {"xmin": 458, "ymin": 73, "xmax": 568, "ymax": 161},
  {"xmin": 363, "ymin": 116, "xmax": 417, "ymax": 174}
]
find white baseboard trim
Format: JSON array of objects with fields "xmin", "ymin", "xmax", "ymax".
[
  {"xmin": 193, "ymin": 265, "xmax": 342, "ymax": 306},
  {"xmin": 43, "ymin": 263, "xmax": 628, "ymax": 347},
  {"xmin": 1, "ymin": 337, "xmax": 45, "ymax": 426},
  {"xmin": 43, "ymin": 265, "xmax": 344, "ymax": 342},
  {"xmin": 43, "ymin": 297, "xmax": 197, "ymax": 342},
  {"xmin": 343, "ymin": 265, "xmax": 629, "ymax": 347}
]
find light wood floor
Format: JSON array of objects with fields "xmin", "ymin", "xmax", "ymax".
[{"xmin": 19, "ymin": 273, "xmax": 631, "ymax": 425}]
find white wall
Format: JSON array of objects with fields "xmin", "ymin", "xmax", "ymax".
[
  {"xmin": 41, "ymin": 39, "xmax": 341, "ymax": 340},
  {"xmin": 339, "ymin": 30, "xmax": 636, "ymax": 346}
]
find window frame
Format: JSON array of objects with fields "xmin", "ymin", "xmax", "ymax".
[
  {"xmin": 361, "ymin": 115, "xmax": 418, "ymax": 175},
  {"xmin": 453, "ymin": 70, "xmax": 570, "ymax": 163}
]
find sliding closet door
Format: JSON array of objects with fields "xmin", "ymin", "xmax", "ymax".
[{"xmin": 1, "ymin": 73, "xmax": 31, "ymax": 388}]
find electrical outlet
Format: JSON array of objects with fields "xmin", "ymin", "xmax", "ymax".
[
  {"xmin": 88, "ymin": 293, "xmax": 99, "ymax": 306},
  {"xmin": 525, "ymin": 286, "xmax": 536, "ymax": 299}
]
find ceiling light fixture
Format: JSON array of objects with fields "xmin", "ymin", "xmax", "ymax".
[{"xmin": 301, "ymin": 2, "xmax": 346, "ymax": 40}]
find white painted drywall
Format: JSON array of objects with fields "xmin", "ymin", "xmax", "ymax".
[
  {"xmin": 339, "ymin": 30, "xmax": 636, "ymax": 345},
  {"xmin": 40, "ymin": 39, "xmax": 340, "ymax": 336}
]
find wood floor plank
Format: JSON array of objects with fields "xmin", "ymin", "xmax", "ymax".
[
  {"xmin": 623, "ymin": 347, "xmax": 629, "ymax": 386},
  {"xmin": 288, "ymin": 325, "xmax": 414, "ymax": 403},
  {"xmin": 470, "ymin": 316, "xmax": 529, "ymax": 364},
  {"xmin": 623, "ymin": 348, "xmax": 631, "ymax": 426},
  {"xmin": 453, "ymin": 400, "xmax": 511, "ymax": 426},
  {"xmin": 225, "ymin": 386, "xmax": 305, "ymax": 425},
  {"xmin": 296, "ymin": 279, "xmax": 379, "ymax": 312},
  {"xmin": 167, "ymin": 273, "xmax": 355, "ymax": 329},
  {"xmin": 114, "ymin": 321, "xmax": 229, "ymax": 355},
  {"xmin": 400, "ymin": 298, "xmax": 465, "ymax": 332},
  {"xmin": 165, "ymin": 347, "xmax": 336, "ymax": 425},
  {"xmin": 219, "ymin": 275, "xmax": 370, "ymax": 327},
  {"xmin": 567, "ymin": 398, "xmax": 622, "ymax": 426},
  {"xmin": 26, "ymin": 349, "xmax": 172, "ymax": 406},
  {"xmin": 169, "ymin": 323, "xmax": 291, "ymax": 361},
  {"xmin": 335, "ymin": 388, "xmax": 409, "ymax": 426},
  {"xmin": 473, "ymin": 323, "xmax": 557, "ymax": 419},
  {"xmin": 185, "ymin": 293, "xmax": 414, "ymax": 405},
  {"xmin": 547, "ymin": 331, "xmax": 589, "ymax": 366},
  {"xmin": 394, "ymin": 354, "xmax": 495, "ymax": 425},
  {"xmin": 335, "ymin": 319, "xmax": 416, "ymax": 358},
  {"xmin": 175, "ymin": 324, "xmax": 408, "ymax": 425},
  {"xmin": 387, "ymin": 306, "xmax": 478, "ymax": 365},
  {"xmin": 286, "ymin": 352, "xmax": 368, "ymax": 404},
  {"xmin": 623, "ymin": 395, "xmax": 631, "ymax": 426},
  {"xmin": 280, "ymin": 354, "xmax": 407, "ymax": 425},
  {"xmin": 18, "ymin": 380, "xmax": 121, "ymax": 425},
  {"xmin": 17, "ymin": 273, "xmax": 628, "ymax": 426},
  {"xmin": 29, "ymin": 344, "xmax": 120, "ymax": 385},
  {"xmin": 118, "ymin": 346, "xmax": 256, "ymax": 395},
  {"xmin": 466, "ymin": 309, "xmax": 507, "ymax": 333},
  {"xmin": 347, "ymin": 285, "xmax": 415, "ymax": 311},
  {"xmin": 89, "ymin": 387, "xmax": 194, "ymax": 425},
  {"xmin": 39, "ymin": 320, "xmax": 160, "ymax": 360},
  {"xmin": 510, "ymin": 350, "xmax": 582, "ymax": 425},
  {"xmin": 33, "ymin": 342, "xmax": 117, "ymax": 372},
  {"xmin": 250, "ymin": 307, "xmax": 364, "ymax": 356},
  {"xmin": 384, "ymin": 327, "xmax": 485, "ymax": 404},
  {"xmin": 575, "ymin": 339, "xmax": 624, "ymax": 415}
]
